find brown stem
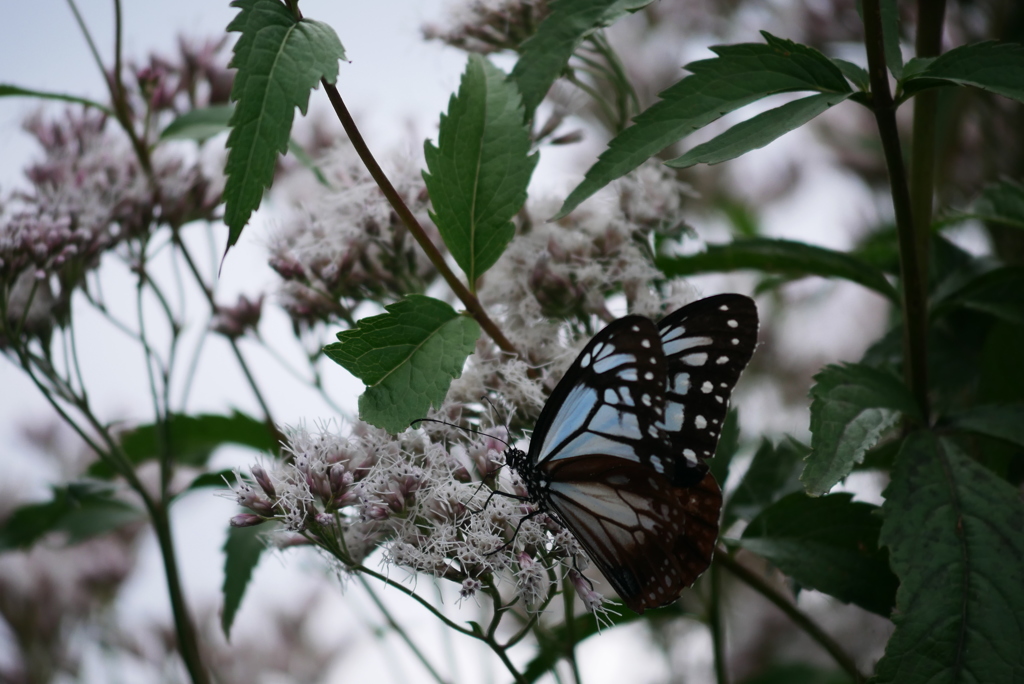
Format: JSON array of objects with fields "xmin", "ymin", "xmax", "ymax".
[
  {"xmin": 863, "ymin": 0, "xmax": 930, "ymax": 425},
  {"xmin": 715, "ymin": 553, "xmax": 865, "ymax": 683},
  {"xmin": 319, "ymin": 79, "xmax": 521, "ymax": 359}
]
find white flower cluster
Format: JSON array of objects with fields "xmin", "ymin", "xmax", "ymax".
[
  {"xmin": 268, "ymin": 144, "xmax": 438, "ymax": 328},
  {"xmin": 230, "ymin": 419, "xmax": 595, "ymax": 612}
]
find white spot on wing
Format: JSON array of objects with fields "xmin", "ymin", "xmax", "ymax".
[
  {"xmin": 695, "ymin": 415, "xmax": 707, "ymax": 429},
  {"xmin": 594, "ymin": 353, "xmax": 635, "ymax": 374},
  {"xmin": 660, "ymin": 401, "xmax": 684, "ymax": 431},
  {"xmin": 682, "ymin": 352, "xmax": 708, "ymax": 366},
  {"xmin": 662, "ymin": 335, "xmax": 713, "ymax": 356},
  {"xmin": 701, "ymin": 381, "xmax": 713, "ymax": 393}
]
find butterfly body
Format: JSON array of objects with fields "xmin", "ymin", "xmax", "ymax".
[{"xmin": 506, "ymin": 294, "xmax": 758, "ymax": 614}]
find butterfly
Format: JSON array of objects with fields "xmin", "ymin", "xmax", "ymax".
[{"xmin": 505, "ymin": 294, "xmax": 758, "ymax": 613}]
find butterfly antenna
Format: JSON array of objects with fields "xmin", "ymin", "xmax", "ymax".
[{"xmin": 409, "ymin": 418, "xmax": 512, "ymax": 450}]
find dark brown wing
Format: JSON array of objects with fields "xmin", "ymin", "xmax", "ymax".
[
  {"xmin": 543, "ymin": 455, "xmax": 722, "ymax": 614},
  {"xmin": 656, "ymin": 294, "xmax": 759, "ymax": 487}
]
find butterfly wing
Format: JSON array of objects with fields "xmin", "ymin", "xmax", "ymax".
[
  {"xmin": 544, "ymin": 456, "xmax": 722, "ymax": 613},
  {"xmin": 522, "ymin": 297, "xmax": 757, "ymax": 613},
  {"xmin": 656, "ymin": 294, "xmax": 759, "ymax": 487}
]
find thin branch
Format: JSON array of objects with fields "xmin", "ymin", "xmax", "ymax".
[
  {"xmin": 357, "ymin": 575, "xmax": 452, "ymax": 684},
  {"xmin": 318, "ymin": 80, "xmax": 521, "ymax": 361},
  {"xmin": 708, "ymin": 562, "xmax": 728, "ymax": 684},
  {"xmin": 715, "ymin": 553, "xmax": 864, "ymax": 683}
]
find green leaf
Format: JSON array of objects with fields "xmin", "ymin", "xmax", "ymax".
[
  {"xmin": 739, "ymin": 492, "xmax": 898, "ymax": 617},
  {"xmin": 160, "ymin": 104, "xmax": 234, "ymax": 141},
  {"xmin": 179, "ymin": 469, "xmax": 236, "ymax": 496},
  {"xmin": 667, "ymin": 93, "xmax": 852, "ymax": 170},
  {"xmin": 876, "ymin": 432, "xmax": 1024, "ymax": 683},
  {"xmin": 970, "ymin": 178, "xmax": 1024, "ymax": 230},
  {"xmin": 902, "ymin": 41, "xmax": 1024, "ymax": 103},
  {"xmin": 880, "ymin": 0, "xmax": 904, "ymax": 79},
  {"xmin": 557, "ymin": 32, "xmax": 850, "ymax": 217},
  {"xmin": 423, "ymin": 55, "xmax": 538, "ymax": 285},
  {"xmin": 944, "ymin": 404, "xmax": 1024, "ymax": 449},
  {"xmin": 803, "ymin": 363, "xmax": 920, "ymax": 496},
  {"xmin": 89, "ymin": 412, "xmax": 277, "ymax": 479},
  {"xmin": 709, "ymin": 408, "xmax": 741, "ymax": 490},
  {"xmin": 830, "ymin": 58, "xmax": 870, "ymax": 91},
  {"xmin": 933, "ymin": 266, "xmax": 1024, "ymax": 327},
  {"xmin": 521, "ymin": 601, "xmax": 692, "ymax": 683},
  {"xmin": 509, "ymin": 0, "xmax": 654, "ymax": 119},
  {"xmin": 324, "ymin": 295, "xmax": 481, "ymax": 433},
  {"xmin": 221, "ymin": 523, "xmax": 267, "ymax": 639},
  {"xmin": 0, "ymin": 482, "xmax": 144, "ymax": 552},
  {"xmin": 724, "ymin": 437, "xmax": 808, "ymax": 527},
  {"xmin": 223, "ymin": 0, "xmax": 346, "ymax": 249},
  {"xmin": 656, "ymin": 238, "xmax": 898, "ymax": 302},
  {"xmin": 0, "ymin": 84, "xmax": 113, "ymax": 115}
]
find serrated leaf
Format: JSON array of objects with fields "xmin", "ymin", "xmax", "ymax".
[
  {"xmin": 221, "ymin": 523, "xmax": 267, "ymax": 639},
  {"xmin": 803, "ymin": 363, "xmax": 920, "ymax": 496},
  {"xmin": 160, "ymin": 105, "xmax": 234, "ymax": 141},
  {"xmin": 324, "ymin": 295, "xmax": 481, "ymax": 433},
  {"xmin": 876, "ymin": 433, "xmax": 1024, "ymax": 683},
  {"xmin": 89, "ymin": 412, "xmax": 278, "ymax": 479},
  {"xmin": 831, "ymin": 58, "xmax": 870, "ymax": 91},
  {"xmin": 0, "ymin": 482, "xmax": 143, "ymax": 552},
  {"xmin": 902, "ymin": 41, "xmax": 1024, "ymax": 103},
  {"xmin": 0, "ymin": 84, "xmax": 113, "ymax": 115},
  {"xmin": 933, "ymin": 266, "xmax": 1024, "ymax": 326},
  {"xmin": 509, "ymin": 0, "xmax": 654, "ymax": 119},
  {"xmin": 970, "ymin": 178, "xmax": 1024, "ymax": 230},
  {"xmin": 423, "ymin": 56, "xmax": 538, "ymax": 285},
  {"xmin": 667, "ymin": 92, "xmax": 852, "ymax": 170},
  {"xmin": 724, "ymin": 437, "xmax": 808, "ymax": 527},
  {"xmin": 739, "ymin": 492, "xmax": 898, "ymax": 617},
  {"xmin": 944, "ymin": 404, "xmax": 1024, "ymax": 448},
  {"xmin": 223, "ymin": 0, "xmax": 346, "ymax": 249},
  {"xmin": 557, "ymin": 32, "xmax": 850, "ymax": 217},
  {"xmin": 656, "ymin": 238, "xmax": 898, "ymax": 302}
]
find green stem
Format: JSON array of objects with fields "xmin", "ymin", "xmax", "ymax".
[
  {"xmin": 562, "ymin": 575, "xmax": 581, "ymax": 684},
  {"xmin": 150, "ymin": 504, "xmax": 211, "ymax": 684},
  {"xmin": 715, "ymin": 553, "xmax": 864, "ymax": 683},
  {"xmin": 355, "ymin": 565, "xmax": 476, "ymax": 637},
  {"xmin": 172, "ymin": 234, "xmax": 281, "ymax": 440},
  {"xmin": 709, "ymin": 561, "xmax": 728, "ymax": 684},
  {"xmin": 862, "ymin": 0, "xmax": 930, "ymax": 425},
  {"xmin": 356, "ymin": 576, "xmax": 451, "ymax": 684}
]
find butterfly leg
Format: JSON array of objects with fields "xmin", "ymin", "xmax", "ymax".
[
  {"xmin": 484, "ymin": 506, "xmax": 544, "ymax": 556},
  {"xmin": 473, "ymin": 486, "xmax": 529, "ymax": 515}
]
